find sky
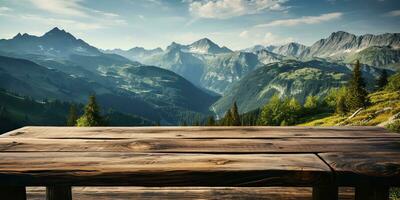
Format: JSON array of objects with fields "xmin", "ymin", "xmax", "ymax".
[{"xmin": 0, "ymin": 0, "xmax": 400, "ymax": 50}]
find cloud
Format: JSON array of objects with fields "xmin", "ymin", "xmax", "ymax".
[
  {"xmin": 386, "ymin": 10, "xmax": 400, "ymax": 17},
  {"xmin": 239, "ymin": 30, "xmax": 293, "ymax": 46},
  {"xmin": 29, "ymin": 0, "xmax": 88, "ymax": 17},
  {"xmin": 28, "ymin": 0, "xmax": 122, "ymax": 19},
  {"xmin": 188, "ymin": 0, "xmax": 288, "ymax": 19},
  {"xmin": 23, "ymin": 0, "xmax": 126, "ymax": 30},
  {"xmin": 262, "ymin": 32, "xmax": 293, "ymax": 45},
  {"xmin": 19, "ymin": 14, "xmax": 106, "ymax": 30},
  {"xmin": 0, "ymin": 6, "xmax": 12, "ymax": 15},
  {"xmin": 255, "ymin": 12, "xmax": 342, "ymax": 27}
]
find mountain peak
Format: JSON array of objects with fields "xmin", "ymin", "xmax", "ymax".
[
  {"xmin": 189, "ymin": 38, "xmax": 232, "ymax": 54},
  {"xmin": 191, "ymin": 38, "xmax": 217, "ymax": 47},
  {"xmin": 329, "ymin": 31, "xmax": 354, "ymax": 38},
  {"xmin": 43, "ymin": 27, "xmax": 75, "ymax": 40},
  {"xmin": 13, "ymin": 33, "xmax": 22, "ymax": 39}
]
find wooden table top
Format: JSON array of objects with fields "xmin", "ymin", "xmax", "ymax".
[{"xmin": 0, "ymin": 126, "xmax": 399, "ymax": 187}]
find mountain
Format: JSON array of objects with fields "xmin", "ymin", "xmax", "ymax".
[
  {"xmin": 186, "ymin": 38, "xmax": 232, "ymax": 54},
  {"xmin": 0, "ymin": 27, "xmax": 101, "ymax": 58},
  {"xmin": 103, "ymin": 47, "xmax": 163, "ymax": 63},
  {"xmin": 144, "ymin": 42, "xmax": 205, "ymax": 85},
  {"xmin": 254, "ymin": 50, "xmax": 284, "ymax": 65},
  {"xmin": 345, "ymin": 46, "xmax": 400, "ymax": 70},
  {"xmin": 300, "ymin": 31, "xmax": 400, "ymax": 63},
  {"xmin": 270, "ymin": 42, "xmax": 308, "ymax": 58},
  {"xmin": 201, "ymin": 51, "xmax": 262, "ymax": 93},
  {"xmin": 0, "ymin": 88, "xmax": 152, "ymax": 134},
  {"xmin": 0, "ymin": 55, "xmax": 111, "ymax": 102},
  {"xmin": 136, "ymin": 39, "xmax": 268, "ymax": 94},
  {"xmin": 212, "ymin": 60, "xmax": 385, "ymax": 117},
  {"xmin": 242, "ymin": 45, "xmax": 277, "ymax": 53},
  {"xmin": 243, "ymin": 32, "xmax": 400, "ymax": 69},
  {"xmin": 0, "ymin": 28, "xmax": 219, "ymax": 124}
]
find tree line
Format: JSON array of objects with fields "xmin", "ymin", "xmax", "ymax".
[
  {"xmin": 67, "ymin": 60, "xmax": 397, "ymax": 127},
  {"xmin": 199, "ymin": 60, "xmax": 395, "ymax": 126}
]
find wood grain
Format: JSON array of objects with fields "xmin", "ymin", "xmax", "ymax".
[
  {"xmin": 26, "ymin": 187, "xmax": 355, "ymax": 200},
  {"xmin": 0, "ymin": 137, "xmax": 399, "ymax": 153},
  {"xmin": 0, "ymin": 152, "xmax": 331, "ymax": 187},
  {"xmin": 318, "ymin": 152, "xmax": 400, "ymax": 186},
  {"xmin": 2, "ymin": 126, "xmax": 396, "ymax": 139}
]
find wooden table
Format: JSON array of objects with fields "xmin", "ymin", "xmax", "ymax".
[{"xmin": 0, "ymin": 126, "xmax": 399, "ymax": 200}]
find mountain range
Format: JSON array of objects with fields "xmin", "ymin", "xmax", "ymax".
[
  {"xmin": 0, "ymin": 28, "xmax": 217, "ymax": 124},
  {"xmin": 108, "ymin": 31, "xmax": 399, "ymax": 96},
  {"xmin": 0, "ymin": 27, "xmax": 399, "ymax": 122},
  {"xmin": 211, "ymin": 60, "xmax": 386, "ymax": 117}
]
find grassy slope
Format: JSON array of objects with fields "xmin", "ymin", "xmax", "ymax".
[{"xmin": 300, "ymin": 90, "xmax": 400, "ymax": 126}]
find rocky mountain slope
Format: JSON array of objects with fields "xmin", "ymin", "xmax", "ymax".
[
  {"xmin": 116, "ymin": 39, "xmax": 281, "ymax": 94},
  {"xmin": 103, "ymin": 47, "xmax": 163, "ymax": 63},
  {"xmin": 212, "ymin": 60, "xmax": 385, "ymax": 117},
  {"xmin": 0, "ymin": 28, "xmax": 217, "ymax": 124},
  {"xmin": 244, "ymin": 31, "xmax": 400, "ymax": 69},
  {"xmin": 300, "ymin": 31, "xmax": 400, "ymax": 61}
]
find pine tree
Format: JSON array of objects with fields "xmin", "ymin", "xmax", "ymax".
[
  {"xmin": 221, "ymin": 110, "xmax": 233, "ymax": 126},
  {"xmin": 230, "ymin": 102, "xmax": 241, "ymax": 126},
  {"xmin": 76, "ymin": 95, "xmax": 104, "ymax": 127},
  {"xmin": 304, "ymin": 95, "xmax": 319, "ymax": 113},
  {"xmin": 206, "ymin": 116, "xmax": 216, "ymax": 126},
  {"xmin": 336, "ymin": 95, "xmax": 347, "ymax": 115},
  {"xmin": 66, "ymin": 104, "xmax": 78, "ymax": 126},
  {"xmin": 258, "ymin": 95, "xmax": 281, "ymax": 126},
  {"xmin": 346, "ymin": 60, "xmax": 368, "ymax": 111},
  {"xmin": 377, "ymin": 69, "xmax": 388, "ymax": 90}
]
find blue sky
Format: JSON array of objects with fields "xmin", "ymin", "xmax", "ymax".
[{"xmin": 0, "ymin": 0, "xmax": 399, "ymax": 50}]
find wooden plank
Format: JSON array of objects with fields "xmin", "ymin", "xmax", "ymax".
[
  {"xmin": 2, "ymin": 126, "xmax": 396, "ymax": 139},
  {"xmin": 318, "ymin": 152, "xmax": 400, "ymax": 186},
  {"xmin": 46, "ymin": 186, "xmax": 72, "ymax": 200},
  {"xmin": 27, "ymin": 187, "xmax": 355, "ymax": 200},
  {"xmin": 0, "ymin": 138, "xmax": 399, "ymax": 153},
  {"xmin": 0, "ymin": 186, "xmax": 26, "ymax": 200},
  {"xmin": 0, "ymin": 152, "xmax": 331, "ymax": 186}
]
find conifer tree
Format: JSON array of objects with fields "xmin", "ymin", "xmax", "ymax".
[
  {"xmin": 258, "ymin": 95, "xmax": 281, "ymax": 126},
  {"xmin": 221, "ymin": 110, "xmax": 233, "ymax": 126},
  {"xmin": 230, "ymin": 102, "xmax": 241, "ymax": 126},
  {"xmin": 377, "ymin": 69, "xmax": 388, "ymax": 90},
  {"xmin": 304, "ymin": 95, "xmax": 319, "ymax": 113},
  {"xmin": 66, "ymin": 104, "xmax": 78, "ymax": 126},
  {"xmin": 76, "ymin": 95, "xmax": 104, "ymax": 127},
  {"xmin": 336, "ymin": 95, "xmax": 347, "ymax": 115},
  {"xmin": 206, "ymin": 116, "xmax": 216, "ymax": 126},
  {"xmin": 346, "ymin": 60, "xmax": 368, "ymax": 111}
]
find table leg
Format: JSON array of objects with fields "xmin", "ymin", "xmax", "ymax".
[
  {"xmin": 355, "ymin": 184, "xmax": 389, "ymax": 200},
  {"xmin": 313, "ymin": 185, "xmax": 338, "ymax": 200},
  {"xmin": 46, "ymin": 186, "xmax": 72, "ymax": 200},
  {"xmin": 0, "ymin": 186, "xmax": 26, "ymax": 200}
]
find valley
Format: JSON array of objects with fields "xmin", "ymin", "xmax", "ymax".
[{"xmin": 0, "ymin": 27, "xmax": 399, "ymax": 128}]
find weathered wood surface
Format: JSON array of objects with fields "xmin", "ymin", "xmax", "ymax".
[
  {"xmin": 318, "ymin": 152, "xmax": 400, "ymax": 186},
  {"xmin": 3, "ymin": 126, "xmax": 397, "ymax": 139},
  {"xmin": 0, "ymin": 152, "xmax": 331, "ymax": 186},
  {"xmin": 1, "ymin": 126, "xmax": 399, "ymax": 199},
  {"xmin": 0, "ymin": 137, "xmax": 399, "ymax": 153},
  {"xmin": 26, "ymin": 187, "xmax": 355, "ymax": 200}
]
